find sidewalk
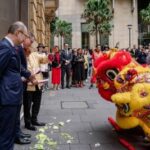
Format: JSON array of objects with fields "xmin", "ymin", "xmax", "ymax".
[{"xmin": 14, "ymin": 84, "xmax": 142, "ymax": 150}]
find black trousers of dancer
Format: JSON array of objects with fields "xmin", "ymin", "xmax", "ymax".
[{"xmin": 23, "ymin": 86, "xmax": 42, "ymax": 126}]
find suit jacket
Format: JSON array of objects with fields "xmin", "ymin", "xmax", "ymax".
[
  {"xmin": 17, "ymin": 46, "xmax": 31, "ymax": 78},
  {"xmin": 17, "ymin": 46, "xmax": 31, "ymax": 90},
  {"xmin": 0, "ymin": 38, "xmax": 23, "ymax": 105},
  {"xmin": 60, "ymin": 49, "xmax": 72, "ymax": 68}
]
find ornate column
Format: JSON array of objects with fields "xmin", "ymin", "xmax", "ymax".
[
  {"xmin": 36, "ymin": 0, "xmax": 45, "ymax": 44},
  {"xmin": 29, "ymin": 0, "xmax": 38, "ymax": 40},
  {"xmin": 45, "ymin": 8, "xmax": 55, "ymax": 47},
  {"xmin": 132, "ymin": 0, "xmax": 136, "ymax": 12},
  {"xmin": 45, "ymin": 0, "xmax": 59, "ymax": 48},
  {"xmin": 29, "ymin": 0, "xmax": 58, "ymax": 46},
  {"xmin": 112, "ymin": 0, "xmax": 115, "ymax": 13}
]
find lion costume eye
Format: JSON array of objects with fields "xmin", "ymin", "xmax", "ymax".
[
  {"xmin": 106, "ymin": 69, "xmax": 119, "ymax": 80},
  {"xmin": 116, "ymin": 75, "xmax": 124, "ymax": 83}
]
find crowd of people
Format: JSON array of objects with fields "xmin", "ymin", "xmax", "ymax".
[
  {"xmin": 47, "ymin": 43, "xmax": 104, "ymax": 90},
  {"xmin": 128, "ymin": 44, "xmax": 150, "ymax": 65},
  {"xmin": 42, "ymin": 43, "xmax": 150, "ymax": 91}
]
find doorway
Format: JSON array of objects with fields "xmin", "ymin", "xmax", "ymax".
[{"xmin": 81, "ymin": 23, "xmax": 90, "ymax": 49}]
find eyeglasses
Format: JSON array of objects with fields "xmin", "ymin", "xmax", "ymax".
[
  {"xmin": 19, "ymin": 31, "xmax": 29, "ymax": 38},
  {"xmin": 30, "ymin": 38, "xmax": 34, "ymax": 44}
]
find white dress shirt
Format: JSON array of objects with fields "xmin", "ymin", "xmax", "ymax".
[{"xmin": 5, "ymin": 36, "xmax": 15, "ymax": 47}]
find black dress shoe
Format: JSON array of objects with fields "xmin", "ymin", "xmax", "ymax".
[
  {"xmin": 66, "ymin": 86, "xmax": 71, "ymax": 89},
  {"xmin": 89, "ymin": 84, "xmax": 93, "ymax": 89},
  {"xmin": 25, "ymin": 125, "xmax": 37, "ymax": 131},
  {"xmin": 32, "ymin": 121, "xmax": 46, "ymax": 126},
  {"xmin": 15, "ymin": 137, "xmax": 31, "ymax": 145},
  {"xmin": 20, "ymin": 132, "xmax": 31, "ymax": 138}
]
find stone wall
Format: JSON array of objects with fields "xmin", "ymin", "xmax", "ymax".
[
  {"xmin": 0, "ymin": 0, "xmax": 58, "ymax": 48},
  {"xmin": 45, "ymin": 0, "xmax": 59, "ymax": 48},
  {"xmin": 29, "ymin": 0, "xmax": 46, "ymax": 44},
  {"xmin": 20, "ymin": 0, "xmax": 29, "ymax": 27},
  {"xmin": 109, "ymin": 0, "xmax": 138, "ymax": 48},
  {"xmin": 0, "ymin": 0, "xmax": 20, "ymax": 39},
  {"xmin": 0, "ymin": 0, "xmax": 46, "ymax": 43}
]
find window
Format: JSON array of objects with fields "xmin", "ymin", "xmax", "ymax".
[{"xmin": 81, "ymin": 23, "xmax": 89, "ymax": 49}]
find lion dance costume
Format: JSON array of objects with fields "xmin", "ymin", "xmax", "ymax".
[{"xmin": 95, "ymin": 49, "xmax": 150, "ymax": 149}]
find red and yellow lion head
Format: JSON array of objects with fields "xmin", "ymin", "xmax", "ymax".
[{"xmin": 95, "ymin": 49, "xmax": 132, "ymax": 101}]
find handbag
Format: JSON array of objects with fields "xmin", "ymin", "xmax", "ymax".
[{"xmin": 52, "ymin": 55, "xmax": 59, "ymax": 68}]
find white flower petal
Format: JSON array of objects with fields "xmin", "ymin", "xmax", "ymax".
[
  {"xmin": 67, "ymin": 140, "xmax": 72, "ymax": 144},
  {"xmin": 59, "ymin": 122, "xmax": 65, "ymax": 126},
  {"xmin": 66, "ymin": 119, "xmax": 71, "ymax": 123},
  {"xmin": 53, "ymin": 126, "xmax": 59, "ymax": 130},
  {"xmin": 95, "ymin": 143, "xmax": 101, "ymax": 147}
]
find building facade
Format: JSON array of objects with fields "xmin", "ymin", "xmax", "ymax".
[
  {"xmin": 0, "ymin": 0, "xmax": 58, "ymax": 47},
  {"xmin": 55, "ymin": 0, "xmax": 149, "ymax": 49}
]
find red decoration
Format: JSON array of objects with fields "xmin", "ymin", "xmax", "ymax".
[
  {"xmin": 96, "ymin": 51, "xmax": 132, "ymax": 101},
  {"xmin": 119, "ymin": 138, "xmax": 135, "ymax": 150}
]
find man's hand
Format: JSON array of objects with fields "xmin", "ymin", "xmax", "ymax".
[
  {"xmin": 28, "ymin": 74, "xmax": 36, "ymax": 81},
  {"xmin": 31, "ymin": 79, "xmax": 38, "ymax": 85},
  {"xmin": 57, "ymin": 64, "xmax": 61, "ymax": 68},
  {"xmin": 65, "ymin": 60, "xmax": 70, "ymax": 65},
  {"xmin": 21, "ymin": 77, "xmax": 27, "ymax": 82},
  {"xmin": 28, "ymin": 74, "xmax": 38, "ymax": 85}
]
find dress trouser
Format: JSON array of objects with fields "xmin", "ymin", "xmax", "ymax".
[
  {"xmin": 23, "ymin": 86, "xmax": 42, "ymax": 126},
  {"xmin": 61, "ymin": 66, "xmax": 71, "ymax": 87},
  {"xmin": 15, "ymin": 84, "xmax": 27, "ymax": 138},
  {"xmin": 0, "ymin": 105, "xmax": 20, "ymax": 150},
  {"xmin": 15, "ymin": 104, "xmax": 22, "ymax": 138}
]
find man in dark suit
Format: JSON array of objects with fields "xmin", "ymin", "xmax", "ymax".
[
  {"xmin": 61, "ymin": 43, "xmax": 72, "ymax": 89},
  {"xmin": 14, "ymin": 45, "xmax": 31, "ymax": 145},
  {"xmin": 0, "ymin": 21, "xmax": 32, "ymax": 149},
  {"xmin": 15, "ymin": 33, "xmax": 36, "ymax": 144}
]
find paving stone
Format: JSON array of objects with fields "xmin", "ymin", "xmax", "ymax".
[
  {"xmin": 71, "ymin": 109, "xmax": 87, "ymax": 115},
  {"xmin": 59, "ymin": 132, "xmax": 79, "ymax": 144},
  {"xmin": 61, "ymin": 122, "xmax": 92, "ymax": 132},
  {"xmin": 43, "ymin": 101, "xmax": 62, "ymax": 109},
  {"xmin": 57, "ymin": 144, "xmax": 70, "ymax": 150},
  {"xmin": 38, "ymin": 114, "xmax": 81, "ymax": 124},
  {"xmin": 90, "ymin": 121, "xmax": 110, "ymax": 131},
  {"xmin": 90, "ymin": 143, "xmax": 126, "ymax": 150},
  {"xmin": 70, "ymin": 144, "xmax": 91, "ymax": 150},
  {"xmin": 14, "ymin": 146, "xmax": 31, "ymax": 150},
  {"xmin": 39, "ymin": 109, "xmax": 73, "ymax": 116},
  {"xmin": 78, "ymin": 131, "xmax": 118, "ymax": 144},
  {"xmin": 80, "ymin": 113, "xmax": 108, "ymax": 122},
  {"xmin": 62, "ymin": 101, "xmax": 89, "ymax": 109}
]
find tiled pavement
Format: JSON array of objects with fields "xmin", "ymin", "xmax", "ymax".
[{"xmin": 14, "ymin": 83, "xmax": 146, "ymax": 150}]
